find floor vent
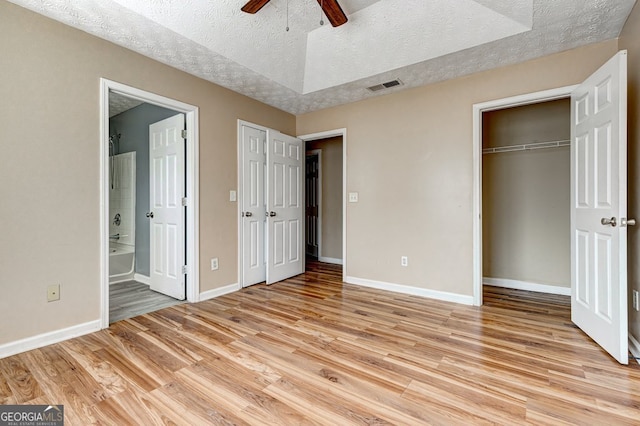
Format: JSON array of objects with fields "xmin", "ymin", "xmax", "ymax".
[{"xmin": 367, "ymin": 79, "xmax": 403, "ymax": 92}]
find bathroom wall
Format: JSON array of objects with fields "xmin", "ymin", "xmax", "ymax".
[
  {"xmin": 109, "ymin": 103, "xmax": 181, "ymax": 277},
  {"xmin": 108, "ymin": 152, "xmax": 136, "ymax": 247}
]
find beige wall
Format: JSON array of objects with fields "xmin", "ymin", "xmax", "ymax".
[
  {"xmin": 0, "ymin": 2, "xmax": 294, "ymax": 345},
  {"xmin": 2, "ymin": 0, "xmax": 635, "ymax": 351},
  {"xmin": 306, "ymin": 137, "xmax": 343, "ymax": 260},
  {"xmin": 482, "ymin": 100, "xmax": 570, "ymax": 287},
  {"xmin": 620, "ymin": 2, "xmax": 640, "ymax": 342},
  {"xmin": 297, "ymin": 40, "xmax": 618, "ymax": 296}
]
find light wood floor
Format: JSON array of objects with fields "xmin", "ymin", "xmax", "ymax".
[
  {"xmin": 2, "ymin": 262, "xmax": 640, "ymax": 424},
  {"xmin": 109, "ymin": 281, "xmax": 183, "ymax": 323}
]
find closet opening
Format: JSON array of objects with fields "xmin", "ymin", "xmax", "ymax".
[{"xmin": 481, "ymin": 98, "xmax": 571, "ymax": 299}]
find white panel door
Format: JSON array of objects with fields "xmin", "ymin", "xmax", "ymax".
[
  {"xmin": 149, "ymin": 114, "xmax": 186, "ymax": 300},
  {"xmin": 571, "ymin": 51, "xmax": 628, "ymax": 364},
  {"xmin": 306, "ymin": 153, "xmax": 320, "ymax": 257},
  {"xmin": 241, "ymin": 125, "xmax": 267, "ymax": 287},
  {"xmin": 266, "ymin": 132, "xmax": 304, "ymax": 284}
]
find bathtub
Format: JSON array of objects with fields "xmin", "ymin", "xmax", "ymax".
[{"xmin": 109, "ymin": 243, "xmax": 135, "ymax": 284}]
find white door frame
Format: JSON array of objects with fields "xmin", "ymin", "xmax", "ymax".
[
  {"xmin": 472, "ymin": 86, "xmax": 576, "ymax": 306},
  {"xmin": 306, "ymin": 149, "xmax": 322, "ymax": 258},
  {"xmin": 99, "ymin": 78, "xmax": 200, "ymax": 328},
  {"xmin": 298, "ymin": 129, "xmax": 347, "ymax": 281}
]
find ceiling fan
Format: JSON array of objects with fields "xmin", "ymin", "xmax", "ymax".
[{"xmin": 241, "ymin": 0, "xmax": 348, "ymax": 27}]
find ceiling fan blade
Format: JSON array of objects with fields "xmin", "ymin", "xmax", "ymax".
[
  {"xmin": 317, "ymin": 0, "xmax": 348, "ymax": 27},
  {"xmin": 241, "ymin": 0, "xmax": 271, "ymax": 14}
]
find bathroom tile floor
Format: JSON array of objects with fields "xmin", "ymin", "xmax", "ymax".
[{"xmin": 109, "ymin": 280, "xmax": 183, "ymax": 323}]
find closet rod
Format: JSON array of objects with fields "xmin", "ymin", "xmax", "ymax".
[{"xmin": 482, "ymin": 139, "xmax": 570, "ymax": 155}]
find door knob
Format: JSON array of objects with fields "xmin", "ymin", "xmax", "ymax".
[
  {"xmin": 622, "ymin": 218, "xmax": 636, "ymax": 227},
  {"xmin": 601, "ymin": 217, "xmax": 617, "ymax": 227},
  {"xmin": 244, "ymin": 211, "xmax": 253, "ymax": 217},
  {"xmin": 146, "ymin": 212, "xmax": 154, "ymax": 218},
  {"xmin": 268, "ymin": 211, "xmax": 276, "ymax": 217}
]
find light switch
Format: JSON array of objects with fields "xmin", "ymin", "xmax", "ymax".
[
  {"xmin": 230, "ymin": 190, "xmax": 237, "ymax": 202},
  {"xmin": 348, "ymin": 192, "xmax": 359, "ymax": 202}
]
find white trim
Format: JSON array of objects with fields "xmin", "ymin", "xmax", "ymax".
[
  {"xmin": 298, "ymin": 129, "xmax": 347, "ymax": 281},
  {"xmin": 134, "ymin": 273, "xmax": 151, "ymax": 285},
  {"xmin": 198, "ymin": 283, "xmax": 241, "ymax": 302},
  {"xmin": 483, "ymin": 277, "xmax": 571, "ymax": 296},
  {"xmin": 100, "ymin": 79, "xmax": 200, "ymax": 330},
  {"xmin": 0, "ymin": 320, "xmax": 101, "ymax": 359},
  {"xmin": 318, "ymin": 256, "xmax": 343, "ymax": 265},
  {"xmin": 109, "ymin": 275, "xmax": 135, "ymax": 285},
  {"xmin": 472, "ymin": 85, "xmax": 577, "ymax": 306},
  {"xmin": 629, "ymin": 334, "xmax": 640, "ymax": 365},
  {"xmin": 346, "ymin": 276, "xmax": 474, "ymax": 306}
]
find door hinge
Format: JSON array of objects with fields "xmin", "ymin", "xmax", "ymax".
[
  {"xmin": 181, "ymin": 129, "xmax": 187, "ymax": 139},
  {"xmin": 182, "ymin": 265, "xmax": 188, "ymax": 275},
  {"xmin": 181, "ymin": 197, "xmax": 188, "ymax": 207}
]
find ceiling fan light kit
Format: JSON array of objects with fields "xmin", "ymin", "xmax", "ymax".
[{"xmin": 241, "ymin": 0, "xmax": 348, "ymax": 28}]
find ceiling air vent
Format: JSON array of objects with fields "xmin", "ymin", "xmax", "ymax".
[{"xmin": 367, "ymin": 79, "xmax": 403, "ymax": 92}]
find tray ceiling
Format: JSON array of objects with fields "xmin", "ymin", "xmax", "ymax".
[{"xmin": 8, "ymin": 0, "xmax": 636, "ymax": 114}]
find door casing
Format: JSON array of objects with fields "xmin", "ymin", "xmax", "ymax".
[{"xmin": 99, "ymin": 78, "xmax": 200, "ymax": 328}]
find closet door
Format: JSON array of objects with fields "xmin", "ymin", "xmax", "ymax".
[
  {"xmin": 266, "ymin": 132, "xmax": 304, "ymax": 284},
  {"xmin": 239, "ymin": 123, "xmax": 304, "ymax": 287},
  {"xmin": 240, "ymin": 125, "xmax": 267, "ymax": 287},
  {"xmin": 570, "ymin": 50, "xmax": 628, "ymax": 364}
]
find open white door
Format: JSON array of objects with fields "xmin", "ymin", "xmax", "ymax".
[
  {"xmin": 266, "ymin": 131, "xmax": 304, "ymax": 284},
  {"xmin": 240, "ymin": 125, "xmax": 267, "ymax": 287},
  {"xmin": 149, "ymin": 114, "xmax": 186, "ymax": 300},
  {"xmin": 571, "ymin": 51, "xmax": 628, "ymax": 364},
  {"xmin": 305, "ymin": 152, "xmax": 321, "ymax": 258}
]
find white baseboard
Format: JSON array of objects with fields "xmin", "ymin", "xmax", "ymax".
[
  {"xmin": 345, "ymin": 276, "xmax": 474, "ymax": 305},
  {"xmin": 199, "ymin": 283, "xmax": 240, "ymax": 302},
  {"xmin": 483, "ymin": 277, "xmax": 571, "ymax": 296},
  {"xmin": 318, "ymin": 256, "xmax": 343, "ymax": 265},
  {"xmin": 0, "ymin": 320, "xmax": 101, "ymax": 359},
  {"xmin": 134, "ymin": 273, "xmax": 150, "ymax": 285},
  {"xmin": 629, "ymin": 334, "xmax": 640, "ymax": 365}
]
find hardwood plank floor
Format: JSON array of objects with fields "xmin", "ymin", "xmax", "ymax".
[
  {"xmin": 2, "ymin": 262, "xmax": 640, "ymax": 425},
  {"xmin": 110, "ymin": 281, "xmax": 183, "ymax": 323}
]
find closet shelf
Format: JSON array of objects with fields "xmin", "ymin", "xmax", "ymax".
[{"xmin": 482, "ymin": 139, "xmax": 570, "ymax": 155}]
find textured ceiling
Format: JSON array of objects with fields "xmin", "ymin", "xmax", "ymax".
[
  {"xmin": 8, "ymin": 0, "xmax": 636, "ymax": 115},
  {"xmin": 109, "ymin": 93, "xmax": 143, "ymax": 118}
]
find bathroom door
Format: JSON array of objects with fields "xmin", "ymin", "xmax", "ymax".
[{"xmin": 149, "ymin": 114, "xmax": 186, "ymax": 300}]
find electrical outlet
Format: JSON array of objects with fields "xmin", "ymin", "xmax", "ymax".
[
  {"xmin": 47, "ymin": 284, "xmax": 60, "ymax": 302},
  {"xmin": 401, "ymin": 256, "xmax": 408, "ymax": 267},
  {"xmin": 348, "ymin": 192, "xmax": 359, "ymax": 202},
  {"xmin": 211, "ymin": 257, "xmax": 219, "ymax": 271},
  {"xmin": 633, "ymin": 290, "xmax": 639, "ymax": 311}
]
